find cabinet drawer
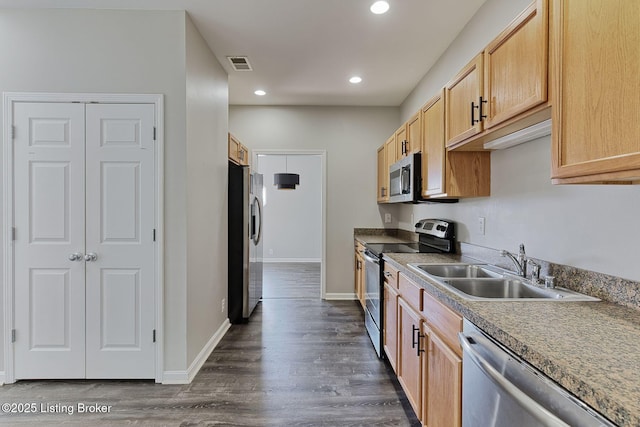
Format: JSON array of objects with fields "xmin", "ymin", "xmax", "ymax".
[
  {"xmin": 422, "ymin": 291, "xmax": 462, "ymax": 355},
  {"xmin": 398, "ymin": 273, "xmax": 423, "ymax": 312},
  {"xmin": 383, "ymin": 262, "xmax": 400, "ymax": 288}
]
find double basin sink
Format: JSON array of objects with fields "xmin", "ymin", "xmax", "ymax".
[{"xmin": 407, "ymin": 263, "xmax": 599, "ymax": 302}]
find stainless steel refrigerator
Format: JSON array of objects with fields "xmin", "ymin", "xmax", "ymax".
[{"xmin": 228, "ymin": 162, "xmax": 263, "ymax": 324}]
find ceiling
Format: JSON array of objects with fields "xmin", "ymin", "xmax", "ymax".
[{"xmin": 0, "ymin": 0, "xmax": 487, "ymax": 106}]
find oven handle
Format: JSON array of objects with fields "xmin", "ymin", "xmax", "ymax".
[
  {"xmin": 362, "ymin": 250, "xmax": 380, "ymax": 265},
  {"xmin": 459, "ymin": 332, "xmax": 569, "ymax": 427}
]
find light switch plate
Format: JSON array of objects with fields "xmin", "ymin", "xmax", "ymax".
[{"xmin": 478, "ymin": 217, "xmax": 486, "ymax": 235}]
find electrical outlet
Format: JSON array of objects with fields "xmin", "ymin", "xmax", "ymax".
[
  {"xmin": 478, "ymin": 217, "xmax": 486, "ymax": 235},
  {"xmin": 221, "ymin": 298, "xmax": 226, "ymax": 314},
  {"xmin": 268, "ymin": 248, "xmax": 274, "ymax": 255},
  {"xmin": 384, "ymin": 213, "xmax": 392, "ymax": 223}
]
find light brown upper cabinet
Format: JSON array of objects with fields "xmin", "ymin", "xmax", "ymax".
[
  {"xmin": 550, "ymin": 0, "xmax": 640, "ymax": 184},
  {"xmin": 445, "ymin": 53, "xmax": 484, "ymax": 148},
  {"xmin": 484, "ymin": 0, "xmax": 548, "ymax": 129},
  {"xmin": 386, "ymin": 133, "xmax": 397, "ymax": 167},
  {"xmin": 395, "ymin": 124, "xmax": 407, "ymax": 160},
  {"xmin": 395, "ymin": 112, "xmax": 422, "ymax": 160},
  {"xmin": 446, "ymin": 0, "xmax": 551, "ymax": 151},
  {"xmin": 228, "ymin": 133, "xmax": 249, "ymax": 166},
  {"xmin": 422, "ymin": 90, "xmax": 490, "ymax": 199},
  {"xmin": 377, "ymin": 143, "xmax": 389, "ymax": 203}
]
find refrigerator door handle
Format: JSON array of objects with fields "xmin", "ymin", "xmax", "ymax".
[{"xmin": 252, "ymin": 196, "xmax": 263, "ymax": 246}]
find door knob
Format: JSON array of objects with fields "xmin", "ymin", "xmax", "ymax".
[
  {"xmin": 84, "ymin": 252, "xmax": 98, "ymax": 262},
  {"xmin": 69, "ymin": 252, "xmax": 83, "ymax": 261}
]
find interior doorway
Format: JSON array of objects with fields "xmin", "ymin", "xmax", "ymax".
[{"xmin": 252, "ymin": 150, "xmax": 326, "ymax": 299}]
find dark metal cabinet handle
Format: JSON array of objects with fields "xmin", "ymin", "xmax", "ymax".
[
  {"xmin": 471, "ymin": 97, "xmax": 488, "ymax": 126},
  {"xmin": 478, "ymin": 96, "xmax": 488, "ymax": 121},
  {"xmin": 412, "ymin": 325, "xmax": 419, "ymax": 349},
  {"xmin": 471, "ymin": 101, "xmax": 478, "ymax": 126},
  {"xmin": 414, "ymin": 327, "xmax": 425, "ymax": 356}
]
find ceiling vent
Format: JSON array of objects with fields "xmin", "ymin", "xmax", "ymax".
[{"xmin": 227, "ymin": 56, "xmax": 253, "ymax": 71}]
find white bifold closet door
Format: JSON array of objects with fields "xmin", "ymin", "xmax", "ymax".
[{"xmin": 13, "ymin": 102, "xmax": 156, "ymax": 380}]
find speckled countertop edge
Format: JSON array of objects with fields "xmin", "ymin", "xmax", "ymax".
[
  {"xmin": 382, "ymin": 252, "xmax": 640, "ymax": 427},
  {"xmin": 354, "ymin": 231, "xmax": 417, "ymax": 245}
]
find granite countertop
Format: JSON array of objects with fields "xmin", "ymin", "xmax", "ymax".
[{"xmin": 383, "ymin": 252, "xmax": 640, "ymax": 427}]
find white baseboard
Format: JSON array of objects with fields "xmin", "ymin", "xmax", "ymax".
[
  {"xmin": 324, "ymin": 292, "xmax": 357, "ymax": 300},
  {"xmin": 263, "ymin": 258, "xmax": 321, "ymax": 263},
  {"xmin": 162, "ymin": 318, "xmax": 231, "ymax": 384}
]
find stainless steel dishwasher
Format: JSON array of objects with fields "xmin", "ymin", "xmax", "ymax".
[{"xmin": 459, "ymin": 320, "xmax": 616, "ymax": 427}]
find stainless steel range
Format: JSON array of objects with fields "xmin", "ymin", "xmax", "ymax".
[{"xmin": 363, "ymin": 219, "xmax": 456, "ymax": 358}]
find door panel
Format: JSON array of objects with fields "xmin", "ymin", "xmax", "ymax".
[
  {"xmin": 85, "ymin": 103, "xmax": 155, "ymax": 378},
  {"xmin": 100, "ymin": 269, "xmax": 141, "ymax": 348},
  {"xmin": 29, "ymin": 269, "xmax": 71, "ymax": 348},
  {"xmin": 101, "ymin": 162, "xmax": 141, "ymax": 242},
  {"xmin": 14, "ymin": 102, "xmax": 86, "ymax": 379}
]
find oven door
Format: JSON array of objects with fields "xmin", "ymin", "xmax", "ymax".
[
  {"xmin": 363, "ymin": 250, "xmax": 382, "ymax": 356},
  {"xmin": 363, "ymin": 250, "xmax": 381, "ymax": 327}
]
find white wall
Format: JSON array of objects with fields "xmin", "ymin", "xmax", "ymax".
[
  {"xmin": 397, "ymin": 0, "xmax": 640, "ymax": 282},
  {"xmin": 184, "ymin": 15, "xmax": 229, "ymax": 368},
  {"xmin": 230, "ymin": 106, "xmax": 400, "ymax": 296},
  {"xmin": 0, "ymin": 9, "xmax": 229, "ymax": 376},
  {"xmin": 255, "ymin": 154, "xmax": 322, "ymax": 262}
]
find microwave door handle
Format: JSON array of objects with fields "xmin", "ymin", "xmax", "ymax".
[{"xmin": 401, "ymin": 166, "xmax": 411, "ymax": 194}]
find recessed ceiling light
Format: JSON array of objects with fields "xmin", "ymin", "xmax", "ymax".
[
  {"xmin": 349, "ymin": 76, "xmax": 363, "ymax": 84},
  {"xmin": 370, "ymin": 1, "xmax": 389, "ymax": 14},
  {"xmin": 254, "ymin": 90, "xmax": 266, "ymax": 96}
]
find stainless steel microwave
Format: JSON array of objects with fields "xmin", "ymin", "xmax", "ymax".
[{"xmin": 388, "ymin": 153, "xmax": 421, "ymax": 203}]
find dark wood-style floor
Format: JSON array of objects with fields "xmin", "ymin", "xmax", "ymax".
[{"xmin": 0, "ymin": 263, "xmax": 418, "ymax": 426}]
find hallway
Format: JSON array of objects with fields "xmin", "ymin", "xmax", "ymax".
[{"xmin": 0, "ymin": 265, "xmax": 417, "ymax": 426}]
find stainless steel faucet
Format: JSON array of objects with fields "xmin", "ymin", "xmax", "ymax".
[{"xmin": 501, "ymin": 243, "xmax": 527, "ymax": 277}]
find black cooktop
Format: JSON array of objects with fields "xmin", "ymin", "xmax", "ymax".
[{"xmin": 365, "ymin": 242, "xmax": 444, "ymax": 257}]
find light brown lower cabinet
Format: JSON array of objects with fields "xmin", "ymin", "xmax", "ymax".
[
  {"xmin": 397, "ymin": 297, "xmax": 424, "ymax": 422},
  {"xmin": 387, "ymin": 273, "xmax": 462, "ymax": 426},
  {"xmin": 383, "ymin": 283, "xmax": 399, "ymax": 373},
  {"xmin": 354, "ymin": 241, "xmax": 365, "ymax": 309},
  {"xmin": 423, "ymin": 325, "xmax": 462, "ymax": 427}
]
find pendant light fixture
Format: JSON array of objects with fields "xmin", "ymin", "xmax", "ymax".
[{"xmin": 274, "ymin": 155, "xmax": 300, "ymax": 190}]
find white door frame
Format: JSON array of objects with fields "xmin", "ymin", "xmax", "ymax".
[
  {"xmin": 2, "ymin": 92, "xmax": 164, "ymax": 384},
  {"xmin": 252, "ymin": 149, "xmax": 327, "ymax": 299}
]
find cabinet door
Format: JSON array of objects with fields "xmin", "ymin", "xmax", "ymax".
[
  {"xmin": 395, "ymin": 124, "xmax": 407, "ymax": 160},
  {"xmin": 238, "ymin": 143, "xmax": 249, "ymax": 166},
  {"xmin": 551, "ymin": 0, "xmax": 640, "ymax": 183},
  {"xmin": 377, "ymin": 144, "xmax": 388, "ymax": 202},
  {"xmin": 484, "ymin": 0, "xmax": 548, "ymax": 129},
  {"xmin": 383, "ymin": 283, "xmax": 399, "ymax": 373},
  {"xmin": 397, "ymin": 297, "xmax": 424, "ymax": 421},
  {"xmin": 228, "ymin": 133, "xmax": 241, "ymax": 164},
  {"xmin": 445, "ymin": 53, "xmax": 484, "ymax": 147},
  {"xmin": 385, "ymin": 135, "xmax": 397, "ymax": 171},
  {"xmin": 422, "ymin": 91, "xmax": 446, "ymax": 197},
  {"xmin": 425, "ymin": 330, "xmax": 462, "ymax": 427},
  {"xmin": 406, "ymin": 112, "xmax": 421, "ymax": 156},
  {"xmin": 356, "ymin": 252, "xmax": 365, "ymax": 308}
]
